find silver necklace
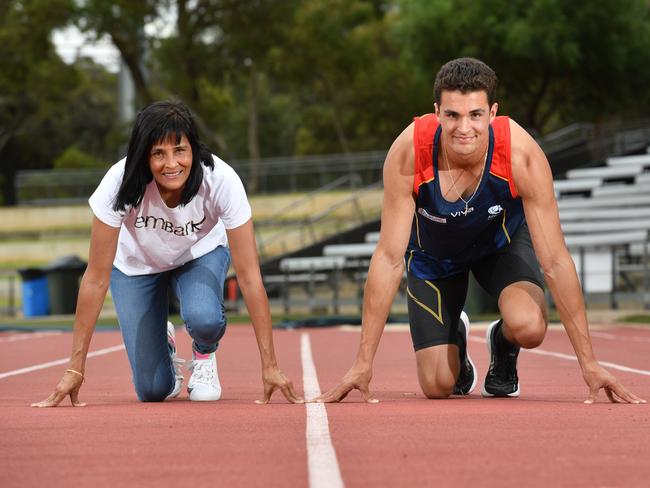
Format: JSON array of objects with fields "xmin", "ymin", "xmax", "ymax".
[{"xmin": 443, "ymin": 140, "xmax": 488, "ymax": 216}]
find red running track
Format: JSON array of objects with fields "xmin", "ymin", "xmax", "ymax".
[{"xmin": 0, "ymin": 323, "xmax": 649, "ymax": 488}]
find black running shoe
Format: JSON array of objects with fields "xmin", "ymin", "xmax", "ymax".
[
  {"xmin": 482, "ymin": 320, "xmax": 520, "ymax": 397},
  {"xmin": 453, "ymin": 311, "xmax": 477, "ymax": 395}
]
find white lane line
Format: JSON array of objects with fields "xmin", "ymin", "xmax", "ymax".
[
  {"xmin": 590, "ymin": 331, "xmax": 650, "ymax": 343},
  {"xmin": 301, "ymin": 333, "xmax": 344, "ymax": 488},
  {"xmin": 469, "ymin": 336, "xmax": 650, "ymax": 376},
  {"xmin": 0, "ymin": 331, "xmax": 63, "ymax": 343},
  {"xmin": 0, "ymin": 344, "xmax": 125, "ymax": 380}
]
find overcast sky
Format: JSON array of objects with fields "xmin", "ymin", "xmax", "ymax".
[
  {"xmin": 52, "ymin": 8, "xmax": 177, "ymax": 74},
  {"xmin": 52, "ymin": 25, "xmax": 121, "ymax": 73}
]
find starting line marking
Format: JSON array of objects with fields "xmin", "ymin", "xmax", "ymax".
[
  {"xmin": 468, "ymin": 336, "xmax": 650, "ymax": 376},
  {"xmin": 301, "ymin": 333, "xmax": 344, "ymax": 488},
  {"xmin": 0, "ymin": 344, "xmax": 126, "ymax": 380}
]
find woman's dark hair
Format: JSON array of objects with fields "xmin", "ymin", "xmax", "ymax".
[
  {"xmin": 113, "ymin": 100, "xmax": 214, "ymax": 211},
  {"xmin": 433, "ymin": 57, "xmax": 498, "ymax": 106}
]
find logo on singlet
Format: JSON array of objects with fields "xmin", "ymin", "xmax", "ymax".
[
  {"xmin": 418, "ymin": 207, "xmax": 447, "ymax": 224},
  {"xmin": 487, "ymin": 205, "xmax": 503, "ymax": 220},
  {"xmin": 451, "ymin": 206, "xmax": 474, "ymax": 218}
]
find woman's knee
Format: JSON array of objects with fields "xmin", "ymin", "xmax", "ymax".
[
  {"xmin": 184, "ymin": 307, "xmax": 227, "ymax": 342},
  {"xmin": 134, "ymin": 377, "xmax": 173, "ymax": 402}
]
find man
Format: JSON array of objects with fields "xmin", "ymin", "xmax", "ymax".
[{"xmin": 316, "ymin": 58, "xmax": 645, "ymax": 404}]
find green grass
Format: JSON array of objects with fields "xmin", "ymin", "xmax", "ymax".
[
  {"xmin": 0, "ymin": 312, "xmax": 346, "ymax": 331},
  {"xmin": 620, "ymin": 314, "xmax": 650, "ymax": 324}
]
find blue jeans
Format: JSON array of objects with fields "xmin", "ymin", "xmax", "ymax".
[{"xmin": 110, "ymin": 246, "xmax": 231, "ymax": 402}]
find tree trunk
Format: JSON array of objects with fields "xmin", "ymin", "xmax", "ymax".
[
  {"xmin": 324, "ymin": 78, "xmax": 351, "ymax": 154},
  {"xmin": 110, "ymin": 33, "xmax": 153, "ymax": 106},
  {"xmin": 1, "ymin": 163, "xmax": 16, "ymax": 206}
]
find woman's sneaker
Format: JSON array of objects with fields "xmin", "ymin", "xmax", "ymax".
[
  {"xmin": 453, "ymin": 311, "xmax": 478, "ymax": 395},
  {"xmin": 166, "ymin": 321, "xmax": 185, "ymax": 399},
  {"xmin": 481, "ymin": 320, "xmax": 520, "ymax": 397},
  {"xmin": 187, "ymin": 351, "xmax": 222, "ymax": 401}
]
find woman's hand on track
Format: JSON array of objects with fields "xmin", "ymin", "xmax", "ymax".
[
  {"xmin": 31, "ymin": 370, "xmax": 86, "ymax": 408},
  {"xmin": 256, "ymin": 366, "xmax": 304, "ymax": 404}
]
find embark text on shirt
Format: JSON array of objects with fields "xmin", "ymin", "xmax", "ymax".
[{"xmin": 134, "ymin": 215, "xmax": 207, "ymax": 236}]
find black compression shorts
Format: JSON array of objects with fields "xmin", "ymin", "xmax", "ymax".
[{"xmin": 407, "ymin": 223, "xmax": 544, "ymax": 351}]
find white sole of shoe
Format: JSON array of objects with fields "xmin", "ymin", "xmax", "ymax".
[
  {"xmin": 165, "ymin": 322, "xmax": 184, "ymax": 400},
  {"xmin": 460, "ymin": 311, "xmax": 478, "ymax": 395},
  {"xmin": 167, "ymin": 378, "xmax": 183, "ymax": 399},
  {"xmin": 188, "ymin": 388, "xmax": 221, "ymax": 401},
  {"xmin": 481, "ymin": 319, "xmax": 520, "ymax": 398}
]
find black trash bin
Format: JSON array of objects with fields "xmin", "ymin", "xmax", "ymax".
[
  {"xmin": 43, "ymin": 255, "xmax": 87, "ymax": 315},
  {"xmin": 18, "ymin": 268, "xmax": 50, "ymax": 317}
]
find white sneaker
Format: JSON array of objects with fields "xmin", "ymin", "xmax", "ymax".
[
  {"xmin": 187, "ymin": 351, "xmax": 221, "ymax": 401},
  {"xmin": 166, "ymin": 321, "xmax": 185, "ymax": 399}
]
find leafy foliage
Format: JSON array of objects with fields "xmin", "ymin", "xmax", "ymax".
[{"xmin": 2, "ymin": 0, "xmax": 650, "ymax": 204}]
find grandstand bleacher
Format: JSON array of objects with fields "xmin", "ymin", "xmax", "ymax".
[{"xmin": 271, "ymin": 147, "xmax": 650, "ymax": 313}]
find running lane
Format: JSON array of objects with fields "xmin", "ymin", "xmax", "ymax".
[
  {"xmin": 0, "ymin": 326, "xmax": 308, "ymax": 488},
  {"xmin": 308, "ymin": 325, "xmax": 650, "ymax": 488}
]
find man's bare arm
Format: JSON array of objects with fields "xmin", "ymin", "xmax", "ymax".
[
  {"xmin": 314, "ymin": 124, "xmax": 416, "ymax": 403},
  {"xmin": 511, "ymin": 120, "xmax": 645, "ymax": 404}
]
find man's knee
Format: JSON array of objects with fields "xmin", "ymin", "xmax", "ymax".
[
  {"xmin": 507, "ymin": 312, "xmax": 547, "ymax": 349},
  {"xmin": 418, "ymin": 371, "xmax": 456, "ymax": 399},
  {"xmin": 421, "ymin": 383, "xmax": 454, "ymax": 399}
]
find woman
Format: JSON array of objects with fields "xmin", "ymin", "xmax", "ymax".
[{"xmin": 32, "ymin": 100, "xmax": 302, "ymax": 405}]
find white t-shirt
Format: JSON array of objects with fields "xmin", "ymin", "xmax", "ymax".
[{"xmin": 89, "ymin": 155, "xmax": 251, "ymax": 276}]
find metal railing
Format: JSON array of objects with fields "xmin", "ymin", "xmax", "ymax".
[
  {"xmin": 15, "ymin": 152, "xmax": 386, "ymax": 205},
  {"xmin": 14, "ymin": 118, "xmax": 650, "ymax": 205},
  {"xmin": 258, "ymin": 174, "xmax": 362, "ymax": 225},
  {"xmin": 256, "ymin": 180, "xmax": 382, "ymax": 260}
]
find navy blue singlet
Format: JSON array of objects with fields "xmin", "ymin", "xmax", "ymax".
[{"xmin": 406, "ymin": 114, "xmax": 525, "ymax": 280}]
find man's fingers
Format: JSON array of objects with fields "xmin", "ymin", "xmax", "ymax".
[
  {"xmin": 359, "ymin": 385, "xmax": 379, "ymax": 404},
  {"xmin": 609, "ymin": 383, "xmax": 646, "ymax": 404},
  {"xmin": 255, "ymin": 384, "xmax": 275, "ymax": 405},
  {"xmin": 309, "ymin": 385, "xmax": 345, "ymax": 403},
  {"xmin": 604, "ymin": 387, "xmax": 619, "ymax": 404},
  {"xmin": 320, "ymin": 383, "xmax": 359, "ymax": 403},
  {"xmin": 322, "ymin": 385, "xmax": 350, "ymax": 403},
  {"xmin": 308, "ymin": 393, "xmax": 327, "ymax": 403},
  {"xmin": 584, "ymin": 387, "xmax": 599, "ymax": 404},
  {"xmin": 283, "ymin": 380, "xmax": 304, "ymax": 403},
  {"xmin": 280, "ymin": 384, "xmax": 304, "ymax": 404},
  {"xmin": 584, "ymin": 381, "xmax": 647, "ymax": 405},
  {"xmin": 628, "ymin": 393, "xmax": 647, "ymax": 404},
  {"xmin": 284, "ymin": 381, "xmax": 304, "ymax": 403}
]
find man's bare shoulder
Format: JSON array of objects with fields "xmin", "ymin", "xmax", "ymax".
[
  {"xmin": 385, "ymin": 122, "xmax": 415, "ymax": 176},
  {"xmin": 507, "ymin": 118, "xmax": 553, "ymax": 198},
  {"xmin": 507, "ymin": 118, "xmax": 544, "ymax": 170}
]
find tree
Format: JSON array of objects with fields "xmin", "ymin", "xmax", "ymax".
[
  {"xmin": 394, "ymin": 0, "xmax": 650, "ymax": 135},
  {"xmin": 0, "ymin": 0, "xmax": 79, "ymax": 205},
  {"xmin": 154, "ymin": 0, "xmax": 299, "ymax": 191},
  {"xmin": 76, "ymin": 0, "xmax": 157, "ymax": 106}
]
